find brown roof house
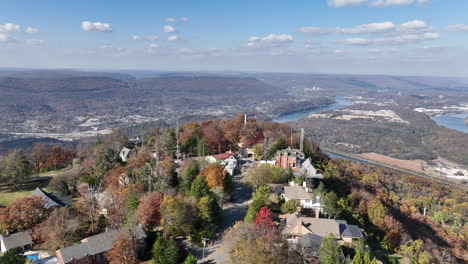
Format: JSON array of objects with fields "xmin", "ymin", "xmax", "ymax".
[
  {"xmin": 282, "ymin": 212, "xmax": 363, "ymax": 251},
  {"xmin": 0, "ymin": 230, "xmax": 33, "ymax": 253},
  {"xmin": 56, "ymin": 226, "xmax": 146, "ymax": 264}
]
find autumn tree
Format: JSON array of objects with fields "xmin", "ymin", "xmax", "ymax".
[
  {"xmin": 318, "ymin": 233, "xmax": 344, "ymax": 264},
  {"xmin": 0, "ymin": 150, "xmax": 32, "ymax": 190},
  {"xmin": 202, "ymin": 121, "xmax": 231, "ymax": 154},
  {"xmin": 74, "ymin": 186, "xmax": 104, "ymax": 234},
  {"xmin": 106, "ymin": 230, "xmax": 138, "ymax": 264},
  {"xmin": 199, "ymin": 164, "xmax": 226, "ymax": 190},
  {"xmin": 254, "ymin": 207, "xmax": 274, "ymax": 229},
  {"xmin": 243, "ymin": 164, "xmax": 288, "ymax": 189},
  {"xmin": 135, "ymin": 192, "xmax": 164, "ymax": 230},
  {"xmin": 367, "ymin": 198, "xmax": 388, "ymax": 229},
  {"xmin": 0, "ymin": 197, "xmax": 47, "ymax": 234},
  {"xmin": 29, "ymin": 142, "xmax": 51, "ymax": 173},
  {"xmin": 223, "ymin": 222, "xmax": 291, "ymax": 264},
  {"xmin": 244, "ymin": 186, "xmax": 271, "ymax": 223},
  {"xmin": 161, "ymin": 195, "xmax": 199, "ymax": 237},
  {"xmin": 44, "ymin": 145, "xmax": 74, "ymax": 171},
  {"xmin": 36, "ymin": 207, "xmax": 87, "ymax": 251}
]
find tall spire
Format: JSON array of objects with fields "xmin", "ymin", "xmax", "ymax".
[{"xmin": 300, "ymin": 128, "xmax": 305, "ymax": 152}]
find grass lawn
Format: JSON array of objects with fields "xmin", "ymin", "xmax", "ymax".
[{"xmin": 0, "ymin": 177, "xmax": 51, "ymax": 207}]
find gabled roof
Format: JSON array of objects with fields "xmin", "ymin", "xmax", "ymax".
[
  {"xmin": 298, "ymin": 233, "xmax": 323, "ymax": 252},
  {"xmin": 29, "ymin": 187, "xmax": 71, "ymax": 209},
  {"xmin": 57, "ymin": 226, "xmax": 146, "ymax": 263},
  {"xmin": 339, "ymin": 223, "xmax": 363, "ymax": 238},
  {"xmin": 302, "ymin": 158, "xmax": 323, "ymax": 179},
  {"xmin": 283, "ymin": 186, "xmax": 311, "ymax": 200},
  {"xmin": 210, "ymin": 152, "xmax": 235, "ymax": 161},
  {"xmin": 0, "ymin": 230, "xmax": 33, "ymax": 251}
]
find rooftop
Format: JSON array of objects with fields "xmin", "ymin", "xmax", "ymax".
[
  {"xmin": 0, "ymin": 230, "xmax": 33, "ymax": 252},
  {"xmin": 283, "ymin": 186, "xmax": 311, "ymax": 200},
  {"xmin": 29, "ymin": 187, "xmax": 72, "ymax": 209}
]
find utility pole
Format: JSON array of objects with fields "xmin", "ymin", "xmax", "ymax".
[
  {"xmin": 201, "ymin": 237, "xmax": 209, "ymax": 260},
  {"xmin": 175, "ymin": 119, "xmax": 181, "ymax": 161}
]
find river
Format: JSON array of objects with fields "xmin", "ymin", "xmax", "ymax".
[
  {"xmin": 273, "ymin": 95, "xmax": 354, "ymax": 123},
  {"xmin": 431, "ymin": 113, "xmax": 468, "ymax": 134}
]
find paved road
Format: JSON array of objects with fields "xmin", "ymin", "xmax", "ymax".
[{"xmin": 187, "ymin": 172, "xmax": 252, "ymax": 264}]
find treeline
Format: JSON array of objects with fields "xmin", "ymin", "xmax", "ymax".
[{"xmin": 319, "ymin": 158, "xmax": 467, "ymax": 263}]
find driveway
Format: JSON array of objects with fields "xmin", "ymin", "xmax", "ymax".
[{"xmin": 186, "ymin": 172, "xmax": 252, "ymax": 264}]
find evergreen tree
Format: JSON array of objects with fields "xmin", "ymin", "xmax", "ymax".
[
  {"xmin": 197, "ymin": 138, "xmax": 209, "ymax": 157},
  {"xmin": 350, "ymin": 250, "xmax": 363, "ymax": 264},
  {"xmin": 323, "ymin": 192, "xmax": 342, "ymax": 219},
  {"xmin": 190, "ymin": 176, "xmax": 211, "ymax": 199},
  {"xmin": 0, "ymin": 248, "xmax": 26, "ymax": 264},
  {"xmin": 152, "ymin": 234, "xmax": 179, "ymax": 264},
  {"xmin": 183, "ymin": 253, "xmax": 197, "ymax": 264},
  {"xmin": 318, "ymin": 233, "xmax": 344, "ymax": 264},
  {"xmin": 0, "ymin": 150, "xmax": 32, "ymax": 190}
]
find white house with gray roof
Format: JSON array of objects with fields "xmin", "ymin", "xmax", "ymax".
[
  {"xmin": 282, "ymin": 185, "xmax": 322, "ymax": 211},
  {"xmin": 0, "ymin": 230, "xmax": 33, "ymax": 253},
  {"xmin": 56, "ymin": 226, "xmax": 146, "ymax": 264}
]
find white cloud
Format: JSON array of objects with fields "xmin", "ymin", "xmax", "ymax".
[
  {"xmin": 132, "ymin": 35, "xmax": 159, "ymax": 42},
  {"xmin": 0, "ymin": 23, "xmax": 20, "ymax": 33},
  {"xmin": 328, "ymin": 0, "xmax": 366, "ymax": 7},
  {"xmin": 0, "ymin": 33, "xmax": 8, "ymax": 42},
  {"xmin": 342, "ymin": 37, "xmax": 373, "ymax": 45},
  {"xmin": 248, "ymin": 36, "xmax": 260, "ymax": 42},
  {"xmin": 25, "ymin": 39, "xmax": 44, "ymax": 45},
  {"xmin": 81, "ymin": 21, "xmax": 112, "ymax": 32},
  {"xmin": 446, "ymin": 24, "xmax": 468, "ymax": 32},
  {"xmin": 342, "ymin": 32, "xmax": 439, "ymax": 45},
  {"xmin": 180, "ymin": 17, "xmax": 189, "ymax": 22},
  {"xmin": 163, "ymin": 25, "xmax": 177, "ymax": 33},
  {"xmin": 370, "ymin": 0, "xmax": 428, "ymax": 7},
  {"xmin": 297, "ymin": 27, "xmax": 331, "ymax": 35},
  {"xmin": 165, "ymin": 18, "xmax": 176, "ymax": 23},
  {"xmin": 167, "ymin": 35, "xmax": 182, "ymax": 42},
  {"xmin": 148, "ymin": 43, "xmax": 160, "ymax": 49},
  {"xmin": 25, "ymin": 27, "xmax": 38, "ymax": 34},
  {"xmin": 260, "ymin": 34, "xmax": 294, "ymax": 46},
  {"xmin": 398, "ymin": 20, "xmax": 427, "ymax": 31},
  {"xmin": 329, "ymin": 0, "xmax": 428, "ymax": 7},
  {"xmin": 334, "ymin": 49, "xmax": 346, "ymax": 54},
  {"xmin": 337, "ymin": 22, "xmax": 395, "ymax": 34},
  {"xmin": 368, "ymin": 48, "xmax": 382, "ymax": 53}
]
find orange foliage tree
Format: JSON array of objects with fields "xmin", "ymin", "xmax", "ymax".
[
  {"xmin": 106, "ymin": 230, "xmax": 138, "ymax": 264},
  {"xmin": 135, "ymin": 192, "xmax": 164, "ymax": 230},
  {"xmin": 199, "ymin": 164, "xmax": 227, "ymax": 190},
  {"xmin": 0, "ymin": 196, "xmax": 48, "ymax": 234}
]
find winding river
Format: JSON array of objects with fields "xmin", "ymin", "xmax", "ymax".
[
  {"xmin": 431, "ymin": 113, "xmax": 468, "ymax": 134},
  {"xmin": 273, "ymin": 95, "xmax": 353, "ymax": 123}
]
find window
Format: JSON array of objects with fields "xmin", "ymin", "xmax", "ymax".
[{"xmin": 305, "ymin": 199, "xmax": 310, "ymax": 203}]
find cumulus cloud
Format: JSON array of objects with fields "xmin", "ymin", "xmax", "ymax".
[
  {"xmin": 252, "ymin": 34, "xmax": 293, "ymax": 47},
  {"xmin": 163, "ymin": 25, "xmax": 177, "ymax": 33},
  {"xmin": 180, "ymin": 17, "xmax": 189, "ymax": 22},
  {"xmin": 167, "ymin": 35, "xmax": 183, "ymax": 42},
  {"xmin": 165, "ymin": 18, "xmax": 176, "ymax": 23},
  {"xmin": 81, "ymin": 21, "xmax": 112, "ymax": 32},
  {"xmin": 0, "ymin": 23, "xmax": 21, "ymax": 33},
  {"xmin": 342, "ymin": 32, "xmax": 439, "ymax": 45},
  {"xmin": 329, "ymin": 0, "xmax": 428, "ymax": 7},
  {"xmin": 342, "ymin": 38, "xmax": 373, "ymax": 45},
  {"xmin": 148, "ymin": 43, "xmax": 160, "ymax": 49},
  {"xmin": 25, "ymin": 27, "xmax": 38, "ymax": 34},
  {"xmin": 328, "ymin": 0, "xmax": 367, "ymax": 8},
  {"xmin": 337, "ymin": 22, "xmax": 395, "ymax": 34},
  {"xmin": 446, "ymin": 24, "xmax": 468, "ymax": 32},
  {"xmin": 398, "ymin": 20, "xmax": 428, "ymax": 31},
  {"xmin": 132, "ymin": 35, "xmax": 158, "ymax": 42},
  {"xmin": 370, "ymin": 0, "xmax": 428, "ymax": 7},
  {"xmin": 25, "ymin": 39, "xmax": 44, "ymax": 45},
  {"xmin": 297, "ymin": 27, "xmax": 331, "ymax": 35}
]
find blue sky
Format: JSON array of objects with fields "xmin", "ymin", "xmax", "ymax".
[{"xmin": 1, "ymin": 0, "xmax": 468, "ymax": 76}]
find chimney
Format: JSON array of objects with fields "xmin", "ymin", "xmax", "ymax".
[
  {"xmin": 296, "ymin": 207, "xmax": 301, "ymax": 212},
  {"xmin": 244, "ymin": 113, "xmax": 247, "ymax": 124},
  {"xmin": 315, "ymin": 209, "xmax": 320, "ymax": 219}
]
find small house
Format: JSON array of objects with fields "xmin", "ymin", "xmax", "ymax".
[{"xmin": 0, "ymin": 230, "xmax": 33, "ymax": 253}]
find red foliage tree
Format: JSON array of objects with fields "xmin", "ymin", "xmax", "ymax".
[
  {"xmin": 135, "ymin": 192, "xmax": 164, "ymax": 230},
  {"xmin": 254, "ymin": 207, "xmax": 274, "ymax": 229},
  {"xmin": 0, "ymin": 196, "xmax": 48, "ymax": 234},
  {"xmin": 106, "ymin": 230, "xmax": 138, "ymax": 264}
]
